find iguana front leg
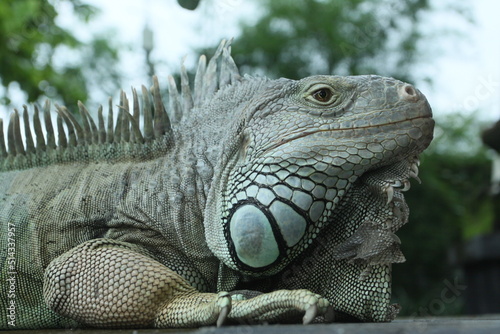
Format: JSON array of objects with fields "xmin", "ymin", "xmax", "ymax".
[
  {"xmin": 43, "ymin": 238, "xmax": 331, "ymax": 328},
  {"xmin": 43, "ymin": 238, "xmax": 231, "ymax": 328}
]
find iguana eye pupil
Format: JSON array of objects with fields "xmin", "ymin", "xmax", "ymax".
[{"xmin": 312, "ymin": 88, "xmax": 333, "ymax": 103}]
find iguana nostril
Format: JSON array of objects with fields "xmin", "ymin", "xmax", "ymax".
[{"xmin": 399, "ymin": 84, "xmax": 418, "ymax": 102}]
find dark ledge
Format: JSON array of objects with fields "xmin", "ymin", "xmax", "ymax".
[{"xmin": 5, "ymin": 316, "xmax": 500, "ymax": 334}]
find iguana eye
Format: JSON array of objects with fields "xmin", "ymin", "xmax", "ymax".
[
  {"xmin": 312, "ymin": 88, "xmax": 333, "ymax": 103},
  {"xmin": 305, "ymin": 84, "xmax": 337, "ymax": 106}
]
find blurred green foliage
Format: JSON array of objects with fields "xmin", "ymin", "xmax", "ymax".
[
  {"xmin": 229, "ymin": 0, "xmax": 430, "ymax": 82},
  {"xmin": 0, "ymin": 0, "xmax": 121, "ymax": 107}
]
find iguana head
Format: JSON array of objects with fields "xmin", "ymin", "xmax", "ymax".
[{"xmin": 205, "ymin": 74, "xmax": 433, "ymax": 277}]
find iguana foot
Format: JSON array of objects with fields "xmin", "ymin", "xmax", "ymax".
[
  {"xmin": 155, "ymin": 291, "xmax": 232, "ymax": 328},
  {"xmin": 228, "ymin": 289, "xmax": 333, "ymax": 325}
]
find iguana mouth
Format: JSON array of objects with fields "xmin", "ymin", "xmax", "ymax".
[{"xmin": 264, "ymin": 115, "xmax": 434, "ymax": 154}]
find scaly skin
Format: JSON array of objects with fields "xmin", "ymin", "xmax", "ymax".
[{"xmin": 0, "ymin": 41, "xmax": 434, "ymax": 329}]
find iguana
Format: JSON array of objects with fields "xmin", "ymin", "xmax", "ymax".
[{"xmin": 0, "ymin": 40, "xmax": 434, "ymax": 329}]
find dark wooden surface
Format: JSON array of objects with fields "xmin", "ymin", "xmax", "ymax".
[{"xmin": 5, "ymin": 315, "xmax": 500, "ymax": 334}]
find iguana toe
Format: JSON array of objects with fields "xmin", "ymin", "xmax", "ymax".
[
  {"xmin": 302, "ymin": 304, "xmax": 318, "ymax": 324},
  {"xmin": 216, "ymin": 292, "xmax": 231, "ymax": 327},
  {"xmin": 302, "ymin": 292, "xmax": 331, "ymax": 324}
]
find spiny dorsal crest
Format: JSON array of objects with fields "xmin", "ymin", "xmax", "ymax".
[{"xmin": 0, "ymin": 39, "xmax": 240, "ymax": 172}]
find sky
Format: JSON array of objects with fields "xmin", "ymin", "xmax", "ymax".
[
  {"xmin": 1, "ymin": 0, "xmax": 500, "ymax": 122},
  {"xmin": 419, "ymin": 0, "xmax": 500, "ymax": 120}
]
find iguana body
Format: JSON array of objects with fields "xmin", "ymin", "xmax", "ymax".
[{"xmin": 0, "ymin": 41, "xmax": 434, "ymax": 329}]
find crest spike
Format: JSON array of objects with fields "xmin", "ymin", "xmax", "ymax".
[
  {"xmin": 152, "ymin": 76, "xmax": 171, "ymax": 139},
  {"xmin": 202, "ymin": 40, "xmax": 226, "ymax": 99},
  {"xmin": 106, "ymin": 98, "xmax": 114, "ymax": 144},
  {"xmin": 124, "ymin": 111, "xmax": 144, "ymax": 144},
  {"xmin": 119, "ymin": 91, "xmax": 130, "ymax": 142},
  {"xmin": 141, "ymin": 85, "xmax": 154, "ymax": 141},
  {"xmin": 97, "ymin": 105, "xmax": 106, "ymax": 144},
  {"xmin": 23, "ymin": 105, "xmax": 35, "ymax": 154},
  {"xmin": 55, "ymin": 106, "xmax": 76, "ymax": 147},
  {"xmin": 193, "ymin": 54, "xmax": 207, "ymax": 105},
  {"xmin": 114, "ymin": 103, "xmax": 123, "ymax": 143},
  {"xmin": 33, "ymin": 105, "xmax": 46, "ymax": 151},
  {"xmin": 222, "ymin": 39, "xmax": 240, "ymax": 85},
  {"xmin": 132, "ymin": 87, "xmax": 140, "ymax": 123},
  {"xmin": 11, "ymin": 110, "xmax": 25, "ymax": 155},
  {"xmin": 56, "ymin": 114, "xmax": 67, "ymax": 148},
  {"xmin": 180, "ymin": 62, "xmax": 194, "ymax": 115},
  {"xmin": 43, "ymin": 100, "xmax": 56, "ymax": 149},
  {"xmin": 78, "ymin": 101, "xmax": 98, "ymax": 145},
  {"xmin": 168, "ymin": 75, "xmax": 182, "ymax": 123},
  {"xmin": 0, "ymin": 119, "xmax": 6, "ymax": 158}
]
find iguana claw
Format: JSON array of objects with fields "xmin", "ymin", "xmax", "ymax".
[
  {"xmin": 216, "ymin": 305, "xmax": 230, "ymax": 327},
  {"xmin": 302, "ymin": 304, "xmax": 318, "ymax": 324},
  {"xmin": 215, "ymin": 291, "xmax": 231, "ymax": 327}
]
